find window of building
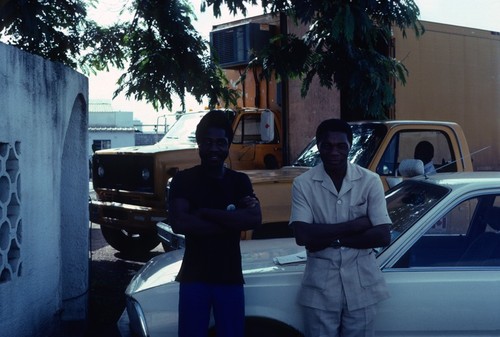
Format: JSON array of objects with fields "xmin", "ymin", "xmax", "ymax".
[{"xmin": 92, "ymin": 139, "xmax": 111, "ymax": 151}]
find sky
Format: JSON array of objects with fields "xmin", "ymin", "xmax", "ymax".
[{"xmin": 87, "ymin": 0, "xmax": 500, "ymax": 126}]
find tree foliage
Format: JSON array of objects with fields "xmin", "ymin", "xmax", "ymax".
[
  {"xmin": 109, "ymin": 0, "xmax": 238, "ymax": 110},
  {"xmin": 0, "ymin": 0, "xmax": 88, "ymax": 68},
  {"xmin": 0, "ymin": 0, "xmax": 423, "ymax": 118},
  {"xmin": 238, "ymin": 0, "xmax": 425, "ymax": 119},
  {"xmin": 0, "ymin": 0, "xmax": 238, "ymax": 111}
]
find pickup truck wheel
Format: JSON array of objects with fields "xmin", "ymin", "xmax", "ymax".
[{"xmin": 100, "ymin": 226, "xmax": 159, "ymax": 254}]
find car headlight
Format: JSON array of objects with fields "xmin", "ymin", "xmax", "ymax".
[
  {"xmin": 126, "ymin": 297, "xmax": 149, "ymax": 337},
  {"xmin": 97, "ymin": 165, "xmax": 105, "ymax": 177},
  {"xmin": 141, "ymin": 168, "xmax": 150, "ymax": 181}
]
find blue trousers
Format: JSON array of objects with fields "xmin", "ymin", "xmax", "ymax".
[{"xmin": 178, "ymin": 282, "xmax": 245, "ymax": 337}]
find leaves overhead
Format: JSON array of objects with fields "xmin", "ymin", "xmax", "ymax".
[
  {"xmin": 0, "ymin": 0, "xmax": 423, "ymax": 119},
  {"xmin": 0, "ymin": 0, "xmax": 89, "ymax": 68},
  {"xmin": 113, "ymin": 0, "xmax": 238, "ymax": 111},
  {"xmin": 241, "ymin": 0, "xmax": 424, "ymax": 119},
  {"xmin": 0, "ymin": 0, "xmax": 239, "ymax": 111}
]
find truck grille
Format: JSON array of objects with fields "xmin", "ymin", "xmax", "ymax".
[{"xmin": 92, "ymin": 154, "xmax": 155, "ymax": 193}]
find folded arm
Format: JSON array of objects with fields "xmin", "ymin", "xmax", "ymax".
[
  {"xmin": 170, "ymin": 196, "xmax": 262, "ymax": 235},
  {"xmin": 292, "ymin": 216, "xmax": 372, "ymax": 247},
  {"xmin": 199, "ymin": 196, "xmax": 262, "ymax": 231},
  {"xmin": 340, "ymin": 223, "xmax": 391, "ymax": 249},
  {"xmin": 292, "ymin": 217, "xmax": 391, "ymax": 251},
  {"xmin": 169, "ymin": 197, "xmax": 225, "ymax": 235}
]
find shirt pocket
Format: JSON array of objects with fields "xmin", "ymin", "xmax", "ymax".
[
  {"xmin": 349, "ymin": 201, "xmax": 368, "ymax": 219},
  {"xmin": 301, "ymin": 256, "xmax": 332, "ymax": 292},
  {"xmin": 357, "ymin": 250, "xmax": 384, "ymax": 288}
]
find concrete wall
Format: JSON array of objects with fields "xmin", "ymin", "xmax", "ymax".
[
  {"xmin": 286, "ymin": 17, "xmax": 341, "ymax": 162},
  {"xmin": 135, "ymin": 132, "xmax": 165, "ymax": 146},
  {"xmin": 88, "ymin": 104, "xmax": 136, "ymax": 157},
  {"xmin": 88, "ymin": 130, "xmax": 135, "ymax": 157},
  {"xmin": 0, "ymin": 42, "xmax": 89, "ymax": 336},
  {"xmin": 89, "ymin": 110, "xmax": 133, "ymax": 127}
]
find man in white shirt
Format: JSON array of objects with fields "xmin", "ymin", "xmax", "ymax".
[{"xmin": 290, "ymin": 118, "xmax": 392, "ymax": 337}]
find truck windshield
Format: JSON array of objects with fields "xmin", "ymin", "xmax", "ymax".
[
  {"xmin": 157, "ymin": 112, "xmax": 207, "ymax": 145},
  {"xmin": 292, "ymin": 124, "xmax": 387, "ymax": 168}
]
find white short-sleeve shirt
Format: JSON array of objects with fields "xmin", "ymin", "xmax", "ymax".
[{"xmin": 290, "ymin": 162, "xmax": 391, "ymax": 311}]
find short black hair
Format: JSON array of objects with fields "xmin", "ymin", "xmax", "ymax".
[
  {"xmin": 315, "ymin": 118, "xmax": 353, "ymax": 145},
  {"xmin": 414, "ymin": 140, "xmax": 434, "ymax": 164},
  {"xmin": 195, "ymin": 110, "xmax": 234, "ymax": 144}
]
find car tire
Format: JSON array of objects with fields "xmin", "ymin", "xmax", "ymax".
[
  {"xmin": 245, "ymin": 317, "xmax": 303, "ymax": 337},
  {"xmin": 208, "ymin": 317, "xmax": 303, "ymax": 337},
  {"xmin": 100, "ymin": 226, "xmax": 160, "ymax": 255}
]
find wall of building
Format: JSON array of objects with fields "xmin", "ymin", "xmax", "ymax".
[
  {"xmin": 135, "ymin": 132, "xmax": 165, "ymax": 146},
  {"xmin": 90, "ymin": 110, "xmax": 133, "ymax": 127},
  {"xmin": 285, "ymin": 17, "xmax": 342, "ymax": 162},
  {"xmin": 88, "ymin": 130, "xmax": 135, "ymax": 156},
  {"xmin": 394, "ymin": 21, "xmax": 500, "ymax": 170},
  {"xmin": 0, "ymin": 42, "xmax": 89, "ymax": 336},
  {"xmin": 88, "ymin": 101, "xmax": 136, "ymax": 157}
]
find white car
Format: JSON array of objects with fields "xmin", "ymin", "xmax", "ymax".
[{"xmin": 120, "ymin": 172, "xmax": 500, "ymax": 337}]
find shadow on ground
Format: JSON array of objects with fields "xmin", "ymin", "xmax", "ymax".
[{"xmin": 86, "ymin": 226, "xmax": 163, "ymax": 337}]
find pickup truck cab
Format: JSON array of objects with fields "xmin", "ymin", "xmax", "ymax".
[
  {"xmin": 250, "ymin": 120, "xmax": 473, "ymax": 238},
  {"xmin": 90, "ymin": 108, "xmax": 283, "ymax": 254},
  {"xmin": 292, "ymin": 120, "xmax": 473, "ymax": 190},
  {"xmin": 158, "ymin": 120, "xmax": 474, "ymax": 248}
]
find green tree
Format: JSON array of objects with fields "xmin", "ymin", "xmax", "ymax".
[
  {"xmin": 0, "ymin": 0, "xmax": 423, "ymax": 118},
  {"xmin": 0, "ymin": 0, "xmax": 238, "ymax": 111},
  {"xmin": 0, "ymin": 0, "xmax": 89, "ymax": 68},
  {"xmin": 216, "ymin": 0, "xmax": 424, "ymax": 120}
]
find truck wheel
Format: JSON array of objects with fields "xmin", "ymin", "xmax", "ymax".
[{"xmin": 100, "ymin": 226, "xmax": 160, "ymax": 255}]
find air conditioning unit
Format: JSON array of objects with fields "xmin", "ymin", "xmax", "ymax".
[{"xmin": 210, "ymin": 23, "xmax": 276, "ymax": 68}]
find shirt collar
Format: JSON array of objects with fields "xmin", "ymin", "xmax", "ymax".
[{"xmin": 312, "ymin": 162, "xmax": 362, "ymax": 196}]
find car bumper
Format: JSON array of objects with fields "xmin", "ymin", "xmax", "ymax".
[
  {"xmin": 89, "ymin": 200, "xmax": 167, "ymax": 231},
  {"xmin": 156, "ymin": 221, "xmax": 185, "ymax": 250}
]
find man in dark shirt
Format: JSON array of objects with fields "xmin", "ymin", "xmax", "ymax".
[{"xmin": 168, "ymin": 110, "xmax": 262, "ymax": 337}]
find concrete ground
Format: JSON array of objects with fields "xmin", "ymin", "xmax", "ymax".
[{"xmin": 85, "ymin": 222, "xmax": 163, "ymax": 337}]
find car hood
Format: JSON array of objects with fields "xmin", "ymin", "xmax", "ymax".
[
  {"xmin": 244, "ymin": 166, "xmax": 310, "ymax": 184},
  {"xmin": 126, "ymin": 238, "xmax": 305, "ymax": 295}
]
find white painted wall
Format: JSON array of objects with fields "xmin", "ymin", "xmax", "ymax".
[
  {"xmin": 88, "ymin": 130, "xmax": 136, "ymax": 157},
  {"xmin": 88, "ymin": 103, "xmax": 136, "ymax": 157},
  {"xmin": 0, "ymin": 42, "xmax": 89, "ymax": 336},
  {"xmin": 90, "ymin": 110, "xmax": 133, "ymax": 127}
]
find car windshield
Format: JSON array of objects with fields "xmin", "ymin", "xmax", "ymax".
[
  {"xmin": 384, "ymin": 180, "xmax": 450, "ymax": 245},
  {"xmin": 292, "ymin": 124, "xmax": 387, "ymax": 168},
  {"xmin": 157, "ymin": 112, "xmax": 207, "ymax": 145}
]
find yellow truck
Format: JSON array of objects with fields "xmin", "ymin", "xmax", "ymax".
[
  {"xmin": 90, "ymin": 107, "xmax": 283, "ymax": 254},
  {"xmin": 158, "ymin": 120, "xmax": 475, "ymax": 250}
]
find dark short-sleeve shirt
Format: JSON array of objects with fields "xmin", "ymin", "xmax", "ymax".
[{"xmin": 168, "ymin": 165, "xmax": 254, "ymax": 284}]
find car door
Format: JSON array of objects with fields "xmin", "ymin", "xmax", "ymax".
[{"xmin": 375, "ymin": 192, "xmax": 500, "ymax": 336}]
